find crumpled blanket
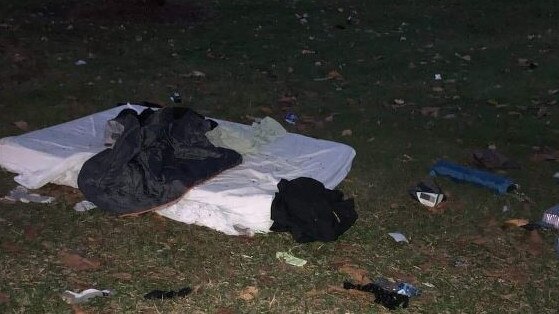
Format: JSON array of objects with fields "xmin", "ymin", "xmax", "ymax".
[{"xmin": 77, "ymin": 107, "xmax": 242, "ymax": 215}]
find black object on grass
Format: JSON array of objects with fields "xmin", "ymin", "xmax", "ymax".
[{"xmin": 343, "ymin": 281, "xmax": 409, "ymax": 310}]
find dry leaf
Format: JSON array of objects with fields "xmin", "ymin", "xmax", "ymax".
[
  {"xmin": 421, "ymin": 107, "xmax": 440, "ymax": 117},
  {"xmin": 258, "ymin": 106, "xmax": 273, "ymax": 115},
  {"xmin": 0, "ymin": 292, "xmax": 9, "ymax": 304},
  {"xmin": 502, "ymin": 218, "xmax": 529, "ymax": 228},
  {"xmin": 341, "ymin": 129, "xmax": 352, "ymax": 136},
  {"xmin": 327, "ymin": 70, "xmax": 344, "ymax": 80},
  {"xmin": 59, "ymin": 251, "xmax": 101, "ymax": 271},
  {"xmin": 238, "ymin": 286, "xmax": 258, "ymax": 301},
  {"xmin": 13, "ymin": 120, "xmax": 28, "ymax": 131},
  {"xmin": 338, "ymin": 264, "xmax": 370, "ymax": 284}
]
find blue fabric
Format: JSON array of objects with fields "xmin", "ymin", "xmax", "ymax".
[{"xmin": 429, "ymin": 160, "xmax": 516, "ymax": 194}]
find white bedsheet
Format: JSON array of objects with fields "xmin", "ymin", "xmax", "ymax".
[{"xmin": 0, "ymin": 104, "xmax": 355, "ymax": 235}]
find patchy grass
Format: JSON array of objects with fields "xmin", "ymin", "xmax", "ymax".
[{"xmin": 1, "ymin": 0, "xmax": 559, "ymax": 312}]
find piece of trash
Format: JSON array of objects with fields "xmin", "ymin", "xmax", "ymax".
[
  {"xmin": 388, "ymin": 232, "xmax": 409, "ymax": 243},
  {"xmin": 13, "ymin": 120, "xmax": 28, "ymax": 131},
  {"xmin": 284, "ymin": 112, "xmax": 298, "ymax": 125},
  {"xmin": 553, "ymin": 172, "xmax": 559, "ymax": 181},
  {"xmin": 422, "ymin": 282, "xmax": 435, "ymax": 288},
  {"xmin": 341, "ymin": 129, "xmax": 352, "ymax": 136},
  {"xmin": 74, "ymin": 60, "xmax": 87, "ymax": 66},
  {"xmin": 2, "ymin": 185, "xmax": 55, "ymax": 204},
  {"xmin": 409, "ymin": 178, "xmax": 445, "ymax": 207},
  {"xmin": 343, "ymin": 277, "xmax": 419, "ymax": 310},
  {"xmin": 170, "ymin": 91, "xmax": 182, "ymax": 103},
  {"xmin": 61, "ymin": 289, "xmax": 113, "ymax": 304},
  {"xmin": 542, "ymin": 204, "xmax": 559, "ymax": 230},
  {"xmin": 502, "ymin": 205, "xmax": 509, "ymax": 213},
  {"xmin": 393, "ymin": 99, "xmax": 405, "ymax": 105},
  {"xmin": 430, "ymin": 160, "xmax": 518, "ymax": 194},
  {"xmin": 295, "ymin": 13, "xmax": 308, "ymax": 24},
  {"xmin": 396, "ymin": 282, "xmax": 420, "ymax": 298},
  {"xmin": 471, "ymin": 148, "xmax": 520, "ymax": 169},
  {"xmin": 434, "ymin": 74, "xmax": 442, "ymax": 80},
  {"xmin": 276, "ymin": 251, "xmax": 307, "ymax": 267},
  {"xmin": 144, "ymin": 287, "xmax": 192, "ymax": 300},
  {"xmin": 453, "ymin": 256, "xmax": 469, "ymax": 268},
  {"xmin": 502, "ymin": 218, "xmax": 529, "ymax": 228},
  {"xmin": 184, "ymin": 70, "xmax": 206, "ymax": 78},
  {"xmin": 73, "ymin": 200, "xmax": 97, "ymax": 212}
]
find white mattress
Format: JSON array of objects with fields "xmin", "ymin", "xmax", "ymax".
[{"xmin": 0, "ymin": 104, "xmax": 356, "ymax": 235}]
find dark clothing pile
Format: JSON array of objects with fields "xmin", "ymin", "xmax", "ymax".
[
  {"xmin": 77, "ymin": 107, "xmax": 242, "ymax": 215},
  {"xmin": 270, "ymin": 177, "xmax": 357, "ymax": 243}
]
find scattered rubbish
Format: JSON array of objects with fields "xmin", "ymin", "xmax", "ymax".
[
  {"xmin": 74, "ymin": 60, "xmax": 87, "ymax": 66},
  {"xmin": 284, "ymin": 112, "xmax": 298, "ymax": 125},
  {"xmin": 388, "ymin": 232, "xmax": 409, "ymax": 243},
  {"xmin": 502, "ymin": 205, "xmax": 509, "ymax": 213},
  {"xmin": 434, "ymin": 73, "xmax": 442, "ymax": 80},
  {"xmin": 61, "ymin": 289, "xmax": 113, "ymax": 304},
  {"xmin": 276, "ymin": 251, "xmax": 307, "ymax": 267},
  {"xmin": 144, "ymin": 287, "xmax": 192, "ymax": 300},
  {"xmin": 73, "ymin": 200, "xmax": 97, "ymax": 212},
  {"xmin": 430, "ymin": 160, "xmax": 518, "ymax": 194},
  {"xmin": 2, "ymin": 185, "xmax": 54, "ymax": 204},
  {"xmin": 409, "ymin": 178, "xmax": 445, "ymax": 207},
  {"xmin": 170, "ymin": 91, "xmax": 182, "ymax": 103},
  {"xmin": 343, "ymin": 277, "xmax": 419, "ymax": 310},
  {"xmin": 341, "ymin": 129, "xmax": 352, "ymax": 136},
  {"xmin": 471, "ymin": 148, "xmax": 520, "ymax": 169},
  {"xmin": 542, "ymin": 204, "xmax": 559, "ymax": 230},
  {"xmin": 422, "ymin": 282, "xmax": 435, "ymax": 288}
]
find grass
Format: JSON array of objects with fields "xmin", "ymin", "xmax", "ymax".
[{"xmin": 1, "ymin": 0, "xmax": 559, "ymax": 312}]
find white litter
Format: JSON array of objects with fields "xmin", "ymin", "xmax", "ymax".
[
  {"xmin": 2, "ymin": 185, "xmax": 54, "ymax": 204},
  {"xmin": 61, "ymin": 289, "xmax": 113, "ymax": 304},
  {"xmin": 388, "ymin": 232, "xmax": 409, "ymax": 243},
  {"xmin": 74, "ymin": 60, "xmax": 87, "ymax": 66},
  {"xmin": 73, "ymin": 200, "xmax": 97, "ymax": 212}
]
